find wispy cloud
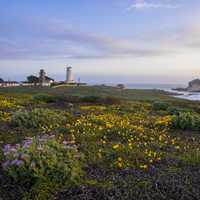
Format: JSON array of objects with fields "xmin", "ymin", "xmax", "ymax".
[
  {"xmin": 0, "ymin": 18, "xmax": 173, "ymax": 60},
  {"xmin": 179, "ymin": 25, "xmax": 200, "ymax": 49},
  {"xmin": 127, "ymin": 0, "xmax": 179, "ymax": 10}
]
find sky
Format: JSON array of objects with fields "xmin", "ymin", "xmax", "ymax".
[{"xmin": 0, "ymin": 0, "xmax": 200, "ymax": 84}]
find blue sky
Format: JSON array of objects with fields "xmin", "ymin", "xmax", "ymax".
[{"xmin": 0, "ymin": 0, "xmax": 200, "ymax": 84}]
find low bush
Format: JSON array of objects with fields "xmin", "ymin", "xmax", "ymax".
[
  {"xmin": 80, "ymin": 96, "xmax": 101, "ymax": 103},
  {"xmin": 2, "ymin": 135, "xmax": 83, "ymax": 199},
  {"xmin": 11, "ymin": 108, "xmax": 67, "ymax": 132},
  {"xmin": 152, "ymin": 101, "xmax": 169, "ymax": 111},
  {"xmin": 167, "ymin": 106, "xmax": 193, "ymax": 115},
  {"xmin": 32, "ymin": 94, "xmax": 57, "ymax": 103},
  {"xmin": 33, "ymin": 94, "xmax": 81, "ymax": 104},
  {"xmin": 80, "ymin": 96, "xmax": 121, "ymax": 105},
  {"xmin": 172, "ymin": 111, "xmax": 200, "ymax": 130},
  {"xmin": 167, "ymin": 106, "xmax": 179, "ymax": 115}
]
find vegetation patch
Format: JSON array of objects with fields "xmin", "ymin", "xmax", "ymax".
[
  {"xmin": 0, "ymin": 87, "xmax": 200, "ymax": 200},
  {"xmin": 11, "ymin": 108, "xmax": 67, "ymax": 133},
  {"xmin": 172, "ymin": 111, "xmax": 200, "ymax": 131},
  {"xmin": 2, "ymin": 134, "xmax": 83, "ymax": 199}
]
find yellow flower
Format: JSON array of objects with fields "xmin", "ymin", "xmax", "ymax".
[
  {"xmin": 99, "ymin": 126, "xmax": 103, "ymax": 130},
  {"xmin": 117, "ymin": 162, "xmax": 123, "ymax": 168},
  {"xmin": 140, "ymin": 164, "xmax": 148, "ymax": 170},
  {"xmin": 106, "ymin": 123, "xmax": 113, "ymax": 129},
  {"xmin": 175, "ymin": 145, "xmax": 180, "ymax": 150},
  {"xmin": 102, "ymin": 140, "xmax": 106, "ymax": 144},
  {"xmin": 113, "ymin": 144, "xmax": 120, "ymax": 150},
  {"xmin": 157, "ymin": 157, "xmax": 161, "ymax": 161},
  {"xmin": 117, "ymin": 157, "xmax": 123, "ymax": 162}
]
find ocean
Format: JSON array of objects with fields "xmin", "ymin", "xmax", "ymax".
[
  {"xmin": 126, "ymin": 83, "xmax": 184, "ymax": 90},
  {"xmin": 125, "ymin": 83, "xmax": 200, "ymax": 101}
]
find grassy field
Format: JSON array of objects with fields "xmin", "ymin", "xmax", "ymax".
[
  {"xmin": 0, "ymin": 85, "xmax": 174, "ymax": 98},
  {"xmin": 0, "ymin": 86, "xmax": 200, "ymax": 200}
]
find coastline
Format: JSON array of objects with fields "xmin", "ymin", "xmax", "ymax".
[{"xmin": 125, "ymin": 83, "xmax": 200, "ymax": 101}]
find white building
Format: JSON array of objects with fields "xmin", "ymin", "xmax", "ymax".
[
  {"xmin": 0, "ymin": 81, "xmax": 20, "ymax": 87},
  {"xmin": 66, "ymin": 66, "xmax": 74, "ymax": 83}
]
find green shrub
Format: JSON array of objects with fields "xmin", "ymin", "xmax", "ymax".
[
  {"xmin": 152, "ymin": 101, "xmax": 169, "ymax": 111},
  {"xmin": 11, "ymin": 108, "xmax": 67, "ymax": 132},
  {"xmin": 167, "ymin": 106, "xmax": 179, "ymax": 115},
  {"xmin": 32, "ymin": 94, "xmax": 69, "ymax": 103},
  {"xmin": 80, "ymin": 96, "xmax": 101, "ymax": 103},
  {"xmin": 80, "ymin": 96, "xmax": 121, "ymax": 105},
  {"xmin": 172, "ymin": 111, "xmax": 200, "ymax": 130},
  {"xmin": 32, "ymin": 94, "xmax": 57, "ymax": 103},
  {"xmin": 2, "ymin": 135, "xmax": 83, "ymax": 199},
  {"xmin": 167, "ymin": 106, "xmax": 193, "ymax": 115},
  {"xmin": 33, "ymin": 94, "xmax": 81, "ymax": 104}
]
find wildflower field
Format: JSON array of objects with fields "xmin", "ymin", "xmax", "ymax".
[{"xmin": 0, "ymin": 86, "xmax": 200, "ymax": 200}]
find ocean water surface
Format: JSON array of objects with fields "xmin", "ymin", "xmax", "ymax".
[{"xmin": 126, "ymin": 83, "xmax": 200, "ymax": 101}]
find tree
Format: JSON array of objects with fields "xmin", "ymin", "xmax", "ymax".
[
  {"xmin": 0, "ymin": 78, "xmax": 4, "ymax": 83},
  {"xmin": 27, "ymin": 75, "xmax": 39, "ymax": 86}
]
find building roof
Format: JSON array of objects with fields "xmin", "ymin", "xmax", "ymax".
[
  {"xmin": 3, "ymin": 81, "xmax": 19, "ymax": 84},
  {"xmin": 45, "ymin": 76, "xmax": 54, "ymax": 81}
]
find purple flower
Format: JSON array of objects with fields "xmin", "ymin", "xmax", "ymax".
[
  {"xmin": 10, "ymin": 159, "xmax": 23, "ymax": 166},
  {"xmin": 2, "ymin": 160, "xmax": 11, "ymax": 169},
  {"xmin": 20, "ymin": 153, "xmax": 28, "ymax": 160},
  {"xmin": 11, "ymin": 159, "xmax": 18, "ymax": 165},
  {"xmin": 15, "ymin": 160, "xmax": 23, "ymax": 166},
  {"xmin": 3, "ymin": 144, "xmax": 11, "ymax": 152},
  {"xmin": 23, "ymin": 143, "xmax": 31, "ymax": 149},
  {"xmin": 15, "ymin": 144, "xmax": 20, "ymax": 149},
  {"xmin": 23, "ymin": 140, "xmax": 32, "ymax": 148}
]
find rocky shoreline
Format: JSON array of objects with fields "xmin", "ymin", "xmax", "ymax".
[{"xmin": 173, "ymin": 79, "xmax": 200, "ymax": 92}]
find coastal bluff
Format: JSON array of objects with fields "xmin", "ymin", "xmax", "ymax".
[
  {"xmin": 187, "ymin": 79, "xmax": 200, "ymax": 92},
  {"xmin": 173, "ymin": 79, "xmax": 200, "ymax": 92}
]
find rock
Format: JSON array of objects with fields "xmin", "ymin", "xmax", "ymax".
[
  {"xmin": 173, "ymin": 79, "xmax": 200, "ymax": 92},
  {"xmin": 187, "ymin": 79, "xmax": 200, "ymax": 92}
]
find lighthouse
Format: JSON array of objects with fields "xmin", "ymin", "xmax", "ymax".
[
  {"xmin": 66, "ymin": 66, "xmax": 74, "ymax": 83},
  {"xmin": 39, "ymin": 69, "xmax": 46, "ymax": 86}
]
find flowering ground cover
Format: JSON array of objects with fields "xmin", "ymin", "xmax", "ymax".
[{"xmin": 0, "ymin": 86, "xmax": 200, "ymax": 200}]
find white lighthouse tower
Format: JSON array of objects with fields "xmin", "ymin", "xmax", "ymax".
[{"xmin": 66, "ymin": 66, "xmax": 74, "ymax": 83}]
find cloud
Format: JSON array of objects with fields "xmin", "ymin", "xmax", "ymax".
[
  {"xmin": 0, "ymin": 18, "xmax": 173, "ymax": 60},
  {"xmin": 163, "ymin": 19, "xmax": 200, "ymax": 50},
  {"xmin": 127, "ymin": 0, "xmax": 179, "ymax": 10},
  {"xmin": 182, "ymin": 25, "xmax": 200, "ymax": 49}
]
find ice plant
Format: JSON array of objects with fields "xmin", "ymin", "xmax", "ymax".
[{"xmin": 2, "ymin": 134, "xmax": 83, "ymax": 199}]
